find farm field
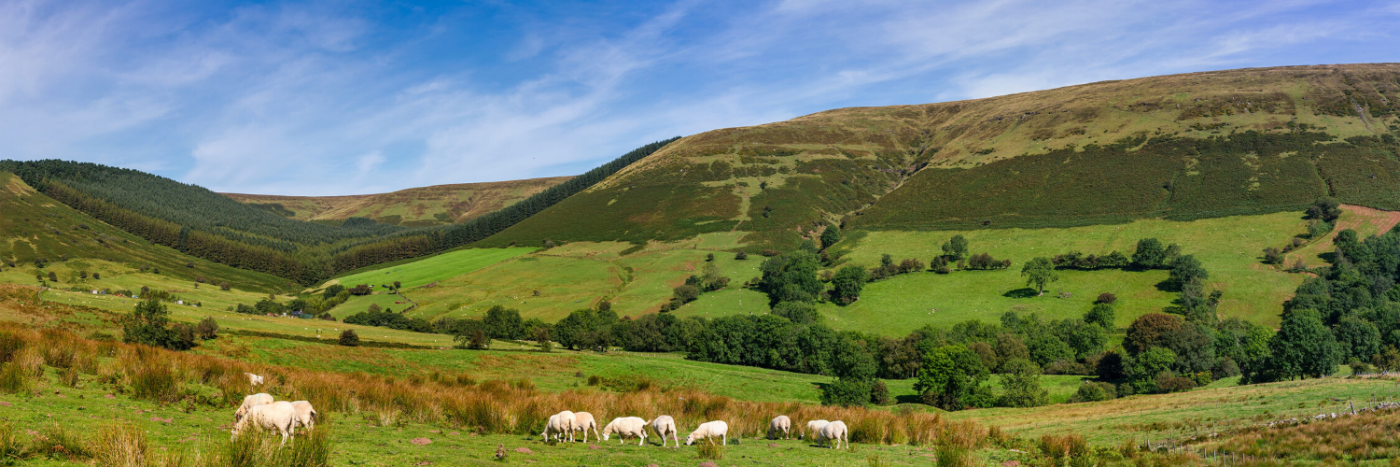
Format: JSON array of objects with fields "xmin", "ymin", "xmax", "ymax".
[
  {"xmin": 327, "ymin": 247, "xmax": 537, "ymax": 290},
  {"xmin": 397, "ymin": 235, "xmax": 764, "ymax": 323},
  {"xmin": 4, "ymin": 286, "xmax": 1400, "ymax": 466}
]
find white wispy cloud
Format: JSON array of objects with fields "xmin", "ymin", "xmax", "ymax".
[{"xmin": 0, "ymin": 0, "xmax": 1392, "ymax": 195}]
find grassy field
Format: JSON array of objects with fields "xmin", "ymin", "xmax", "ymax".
[
  {"xmin": 327, "ymin": 247, "xmax": 536, "ymax": 290},
  {"xmin": 672, "ymin": 207, "xmax": 1399, "ymax": 336}
]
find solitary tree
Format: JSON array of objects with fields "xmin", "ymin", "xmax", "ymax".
[
  {"xmin": 339, "ymin": 329, "xmax": 360, "ymax": 347},
  {"xmin": 942, "ymin": 235, "xmax": 969, "ymax": 260},
  {"xmin": 1020, "ymin": 257, "xmax": 1058, "ymax": 295},
  {"xmin": 534, "ymin": 326, "xmax": 553, "ymax": 352}
]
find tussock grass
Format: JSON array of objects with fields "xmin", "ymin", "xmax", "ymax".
[
  {"xmin": 93, "ymin": 422, "xmax": 149, "ymax": 467},
  {"xmin": 695, "ymin": 438, "xmax": 724, "ymax": 459},
  {"xmin": 0, "ymin": 320, "xmax": 968, "ymax": 448},
  {"xmin": 0, "ymin": 362, "xmax": 28, "ymax": 394},
  {"xmin": 33, "ymin": 422, "xmax": 90, "ymax": 461}
]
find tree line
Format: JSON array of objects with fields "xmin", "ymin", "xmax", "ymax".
[{"xmin": 0, "ymin": 138, "xmax": 679, "ymax": 286}]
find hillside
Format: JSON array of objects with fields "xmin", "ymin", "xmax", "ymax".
[
  {"xmin": 0, "ymin": 172, "xmax": 294, "ymax": 293},
  {"xmin": 223, "ymin": 176, "xmax": 570, "ymax": 227},
  {"xmin": 483, "ymin": 64, "xmax": 1400, "ymax": 250}
]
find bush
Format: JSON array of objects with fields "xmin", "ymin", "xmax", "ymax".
[
  {"xmin": 1068, "ymin": 382, "xmax": 1117, "ymax": 403},
  {"xmin": 196, "ymin": 317, "xmax": 219, "ymax": 340},
  {"xmin": 673, "ymin": 285, "xmax": 700, "ymax": 303},
  {"xmin": 1095, "ymin": 293, "xmax": 1117, "ymax": 305},
  {"xmin": 869, "ymin": 380, "xmax": 890, "ymax": 405},
  {"xmin": 819, "ymin": 379, "xmax": 871, "ymax": 407},
  {"xmin": 1154, "ymin": 372, "xmax": 1196, "ymax": 393},
  {"xmin": 734, "ymin": 250, "xmax": 748, "ymax": 260},
  {"xmin": 338, "ymin": 330, "xmax": 360, "ymax": 347}
]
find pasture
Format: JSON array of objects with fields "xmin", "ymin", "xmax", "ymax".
[{"xmin": 327, "ymin": 247, "xmax": 536, "ymax": 290}]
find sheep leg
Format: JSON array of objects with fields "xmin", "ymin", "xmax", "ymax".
[
  {"xmin": 722, "ymin": 434, "xmax": 726, "ymax": 446},
  {"xmin": 638, "ymin": 432, "xmax": 645, "ymax": 446}
]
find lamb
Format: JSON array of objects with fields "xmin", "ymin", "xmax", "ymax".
[
  {"xmin": 803, "ymin": 420, "xmax": 829, "ymax": 440},
  {"xmin": 246, "ymin": 373, "xmax": 264, "ymax": 386},
  {"xmin": 290, "ymin": 401, "xmax": 317, "ymax": 432},
  {"xmin": 231, "ymin": 401, "xmax": 298, "ymax": 446},
  {"xmin": 234, "ymin": 393, "xmax": 275, "ymax": 422},
  {"xmin": 816, "ymin": 420, "xmax": 848, "ymax": 449},
  {"xmin": 685, "ymin": 420, "xmax": 728, "ymax": 446},
  {"xmin": 768, "ymin": 415, "xmax": 791, "ymax": 440},
  {"xmin": 571, "ymin": 412, "xmax": 602, "ymax": 443},
  {"xmin": 601, "ymin": 417, "xmax": 648, "ymax": 446},
  {"xmin": 650, "ymin": 415, "xmax": 680, "ymax": 448},
  {"xmin": 541, "ymin": 411, "xmax": 576, "ymax": 443}
]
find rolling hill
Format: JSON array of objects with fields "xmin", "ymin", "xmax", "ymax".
[
  {"xmin": 223, "ymin": 176, "xmax": 570, "ymax": 227},
  {"xmin": 481, "ymin": 64, "xmax": 1400, "ymax": 250},
  {"xmin": 0, "ymin": 172, "xmax": 294, "ymax": 293}
]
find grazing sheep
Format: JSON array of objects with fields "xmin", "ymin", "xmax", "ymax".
[
  {"xmin": 602, "ymin": 417, "xmax": 648, "ymax": 446},
  {"xmin": 231, "ymin": 401, "xmax": 297, "ymax": 446},
  {"xmin": 685, "ymin": 420, "xmax": 729, "ymax": 446},
  {"xmin": 803, "ymin": 419, "xmax": 829, "ymax": 440},
  {"xmin": 290, "ymin": 401, "xmax": 317, "ymax": 433},
  {"xmin": 571, "ymin": 412, "xmax": 602, "ymax": 442},
  {"xmin": 246, "ymin": 373, "xmax": 264, "ymax": 386},
  {"xmin": 234, "ymin": 393, "xmax": 275, "ymax": 422},
  {"xmin": 816, "ymin": 420, "xmax": 848, "ymax": 449},
  {"xmin": 650, "ymin": 415, "xmax": 680, "ymax": 448},
  {"xmin": 541, "ymin": 411, "xmax": 576, "ymax": 443},
  {"xmin": 768, "ymin": 415, "xmax": 791, "ymax": 440}
]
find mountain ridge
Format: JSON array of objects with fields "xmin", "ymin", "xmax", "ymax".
[{"xmin": 222, "ymin": 176, "xmax": 571, "ymax": 227}]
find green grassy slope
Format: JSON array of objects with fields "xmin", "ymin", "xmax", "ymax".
[
  {"xmin": 485, "ymin": 64, "xmax": 1400, "ymax": 251},
  {"xmin": 327, "ymin": 247, "xmax": 536, "ymax": 290},
  {"xmin": 675, "ymin": 205, "xmax": 1398, "ymax": 334},
  {"xmin": 223, "ymin": 176, "xmax": 571, "ymax": 227},
  {"xmin": 0, "ymin": 172, "xmax": 294, "ymax": 293}
]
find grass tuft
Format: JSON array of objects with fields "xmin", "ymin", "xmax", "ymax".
[
  {"xmin": 695, "ymin": 438, "xmax": 725, "ymax": 460},
  {"xmin": 93, "ymin": 422, "xmax": 149, "ymax": 467}
]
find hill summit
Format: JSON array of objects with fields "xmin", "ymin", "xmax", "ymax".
[{"xmin": 482, "ymin": 64, "xmax": 1400, "ymax": 250}]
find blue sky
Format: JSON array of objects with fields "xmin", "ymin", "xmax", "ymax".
[{"xmin": 2, "ymin": 0, "xmax": 1397, "ymax": 195}]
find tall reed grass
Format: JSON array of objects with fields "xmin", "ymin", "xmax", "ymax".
[{"xmin": 0, "ymin": 319, "xmax": 971, "ymax": 448}]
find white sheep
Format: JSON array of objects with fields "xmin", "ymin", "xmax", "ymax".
[
  {"xmin": 542, "ymin": 411, "xmax": 576, "ymax": 443},
  {"xmin": 290, "ymin": 401, "xmax": 317, "ymax": 433},
  {"xmin": 572, "ymin": 412, "xmax": 602, "ymax": 442},
  {"xmin": 602, "ymin": 417, "xmax": 649, "ymax": 446},
  {"xmin": 768, "ymin": 415, "xmax": 791, "ymax": 440},
  {"xmin": 234, "ymin": 393, "xmax": 275, "ymax": 422},
  {"xmin": 816, "ymin": 420, "xmax": 848, "ymax": 449},
  {"xmin": 246, "ymin": 373, "xmax": 264, "ymax": 386},
  {"xmin": 804, "ymin": 419, "xmax": 829, "ymax": 440},
  {"xmin": 685, "ymin": 420, "xmax": 728, "ymax": 446},
  {"xmin": 231, "ymin": 401, "xmax": 298, "ymax": 446},
  {"xmin": 650, "ymin": 415, "xmax": 680, "ymax": 448}
]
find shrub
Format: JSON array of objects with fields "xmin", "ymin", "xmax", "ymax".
[
  {"xmin": 338, "ymin": 330, "xmax": 360, "ymax": 347},
  {"xmin": 869, "ymin": 380, "xmax": 890, "ymax": 405},
  {"xmin": 820, "ymin": 379, "xmax": 871, "ymax": 407},
  {"xmin": 1095, "ymin": 293, "xmax": 1117, "ymax": 304},
  {"xmin": 1154, "ymin": 372, "xmax": 1196, "ymax": 393},
  {"xmin": 673, "ymin": 285, "xmax": 700, "ymax": 303},
  {"xmin": 734, "ymin": 250, "xmax": 748, "ymax": 260},
  {"xmin": 1068, "ymin": 382, "xmax": 1117, "ymax": 403},
  {"xmin": 196, "ymin": 317, "xmax": 219, "ymax": 340}
]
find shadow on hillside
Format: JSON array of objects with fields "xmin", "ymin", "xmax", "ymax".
[{"xmin": 1002, "ymin": 288, "xmax": 1038, "ymax": 299}]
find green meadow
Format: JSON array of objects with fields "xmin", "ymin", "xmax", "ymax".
[{"xmin": 328, "ymin": 247, "xmax": 536, "ymax": 290}]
